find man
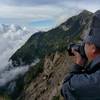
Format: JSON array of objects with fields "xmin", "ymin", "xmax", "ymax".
[{"xmin": 61, "ymin": 10, "xmax": 100, "ymax": 100}]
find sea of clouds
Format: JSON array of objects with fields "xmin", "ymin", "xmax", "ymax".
[{"xmin": 0, "ymin": 24, "xmax": 36, "ymax": 87}]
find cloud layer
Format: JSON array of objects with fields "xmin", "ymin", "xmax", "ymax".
[
  {"xmin": 0, "ymin": 24, "xmax": 34, "ymax": 70},
  {"xmin": 0, "ymin": 0, "xmax": 66, "ymax": 6},
  {"xmin": 0, "ymin": 24, "xmax": 38, "ymax": 87}
]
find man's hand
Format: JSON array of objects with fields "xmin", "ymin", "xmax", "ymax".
[{"xmin": 72, "ymin": 48, "xmax": 86, "ymax": 66}]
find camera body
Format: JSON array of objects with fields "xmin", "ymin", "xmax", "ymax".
[{"xmin": 67, "ymin": 43, "xmax": 86, "ymax": 58}]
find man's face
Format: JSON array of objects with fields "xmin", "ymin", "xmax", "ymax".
[{"xmin": 84, "ymin": 43, "xmax": 95, "ymax": 61}]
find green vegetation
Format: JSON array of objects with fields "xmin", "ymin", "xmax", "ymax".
[
  {"xmin": 0, "ymin": 94, "xmax": 11, "ymax": 100},
  {"xmin": 52, "ymin": 95, "xmax": 60, "ymax": 100},
  {"xmin": 24, "ymin": 59, "xmax": 44, "ymax": 85}
]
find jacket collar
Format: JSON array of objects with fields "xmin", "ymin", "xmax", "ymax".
[{"xmin": 89, "ymin": 55, "xmax": 100, "ymax": 70}]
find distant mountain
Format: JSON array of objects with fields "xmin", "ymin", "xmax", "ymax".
[
  {"xmin": 0, "ymin": 24, "xmax": 23, "ymax": 33},
  {"xmin": 9, "ymin": 10, "xmax": 93, "ymax": 67}
]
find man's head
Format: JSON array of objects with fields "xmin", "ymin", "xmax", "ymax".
[
  {"xmin": 84, "ymin": 42, "xmax": 100, "ymax": 61},
  {"xmin": 83, "ymin": 10, "xmax": 100, "ymax": 61}
]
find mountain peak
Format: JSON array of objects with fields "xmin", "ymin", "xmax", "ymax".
[{"xmin": 79, "ymin": 10, "xmax": 93, "ymax": 17}]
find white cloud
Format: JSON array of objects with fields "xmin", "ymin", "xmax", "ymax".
[
  {"xmin": 0, "ymin": 24, "xmax": 35, "ymax": 71},
  {"xmin": 0, "ymin": 24, "xmax": 38, "ymax": 86},
  {"xmin": 0, "ymin": 4, "xmax": 83, "ymax": 27},
  {"xmin": 0, "ymin": 1, "xmax": 99, "ymax": 30},
  {"xmin": 60, "ymin": 0, "xmax": 100, "ymax": 13},
  {"xmin": 0, "ymin": 66, "xmax": 29, "ymax": 86},
  {"xmin": 0, "ymin": 5, "xmax": 68, "ymax": 30},
  {"xmin": 0, "ymin": 5, "xmax": 63, "ymax": 19},
  {"xmin": 0, "ymin": 1, "xmax": 99, "ymax": 28}
]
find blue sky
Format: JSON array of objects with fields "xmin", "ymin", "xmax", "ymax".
[{"xmin": 0, "ymin": 0, "xmax": 100, "ymax": 31}]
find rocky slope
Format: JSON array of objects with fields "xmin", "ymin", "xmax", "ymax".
[{"xmin": 18, "ymin": 51, "xmax": 73, "ymax": 100}]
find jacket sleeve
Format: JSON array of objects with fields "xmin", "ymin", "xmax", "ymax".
[
  {"xmin": 61, "ymin": 64, "xmax": 99, "ymax": 99},
  {"xmin": 61, "ymin": 63, "xmax": 83, "ymax": 97},
  {"xmin": 63, "ymin": 63, "xmax": 84, "ymax": 83}
]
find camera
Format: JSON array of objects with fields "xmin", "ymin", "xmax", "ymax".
[{"xmin": 67, "ymin": 43, "xmax": 86, "ymax": 58}]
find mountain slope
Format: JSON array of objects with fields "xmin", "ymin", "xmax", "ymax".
[
  {"xmin": 18, "ymin": 51, "xmax": 72, "ymax": 100},
  {"xmin": 9, "ymin": 10, "xmax": 93, "ymax": 66},
  {"xmin": 2, "ymin": 10, "xmax": 93, "ymax": 100}
]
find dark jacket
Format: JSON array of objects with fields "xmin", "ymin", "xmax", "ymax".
[{"xmin": 61, "ymin": 55, "xmax": 100, "ymax": 100}]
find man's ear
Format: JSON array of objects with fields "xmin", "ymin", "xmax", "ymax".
[{"xmin": 92, "ymin": 44, "xmax": 96, "ymax": 54}]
